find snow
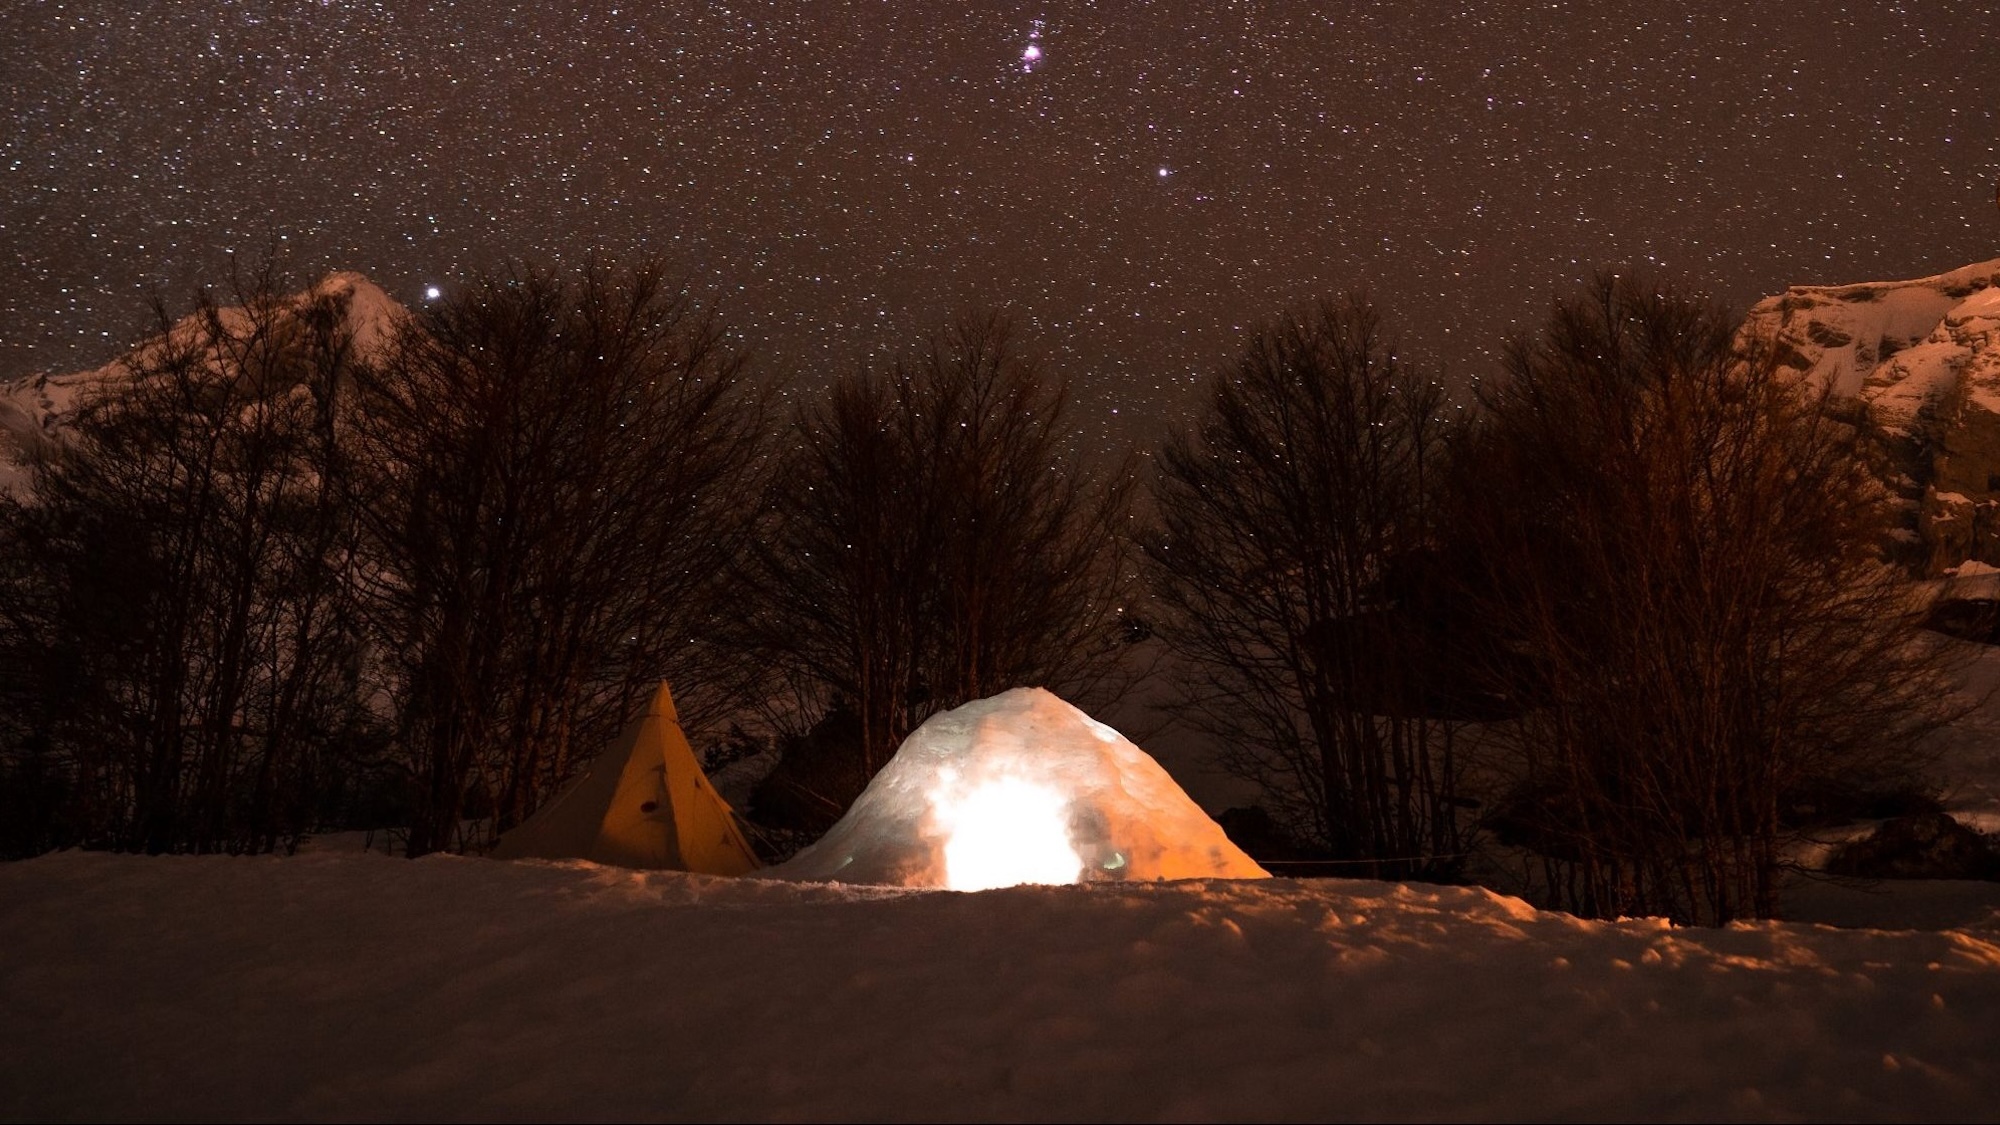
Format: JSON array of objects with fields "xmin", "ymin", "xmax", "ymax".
[
  {"xmin": 764, "ymin": 688, "xmax": 1269, "ymax": 888},
  {"xmin": 1863, "ymin": 285, "xmax": 2000, "ymax": 426},
  {"xmin": 5, "ymin": 850, "xmax": 2000, "ymax": 1120},
  {"xmin": 1738, "ymin": 259, "xmax": 2000, "ymax": 444},
  {"xmin": 0, "ymin": 272, "xmax": 407, "ymax": 494},
  {"xmin": 321, "ymin": 270, "xmax": 410, "ymax": 360}
]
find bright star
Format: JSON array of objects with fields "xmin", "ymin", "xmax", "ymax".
[{"xmin": 424, "ymin": 285, "xmax": 442, "ymax": 301}]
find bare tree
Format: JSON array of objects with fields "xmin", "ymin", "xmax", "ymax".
[
  {"xmin": 1457, "ymin": 276, "xmax": 1959, "ymax": 924},
  {"xmin": 746, "ymin": 313, "xmax": 1135, "ymax": 826},
  {"xmin": 348, "ymin": 262, "xmax": 761, "ymax": 856},
  {"xmin": 1145, "ymin": 296, "xmax": 1473, "ymax": 876},
  {"xmin": 0, "ymin": 270, "xmax": 369, "ymax": 855}
]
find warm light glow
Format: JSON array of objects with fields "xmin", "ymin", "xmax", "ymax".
[{"xmin": 933, "ymin": 775, "xmax": 1082, "ymax": 891}]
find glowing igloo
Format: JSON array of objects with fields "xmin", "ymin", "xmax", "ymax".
[{"xmin": 764, "ymin": 687, "xmax": 1270, "ymax": 889}]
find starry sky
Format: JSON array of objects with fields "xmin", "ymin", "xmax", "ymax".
[{"xmin": 4, "ymin": 1, "xmax": 1996, "ymax": 445}]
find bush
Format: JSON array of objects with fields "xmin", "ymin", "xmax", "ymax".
[
  {"xmin": 744, "ymin": 313, "xmax": 1133, "ymax": 812},
  {"xmin": 0, "ymin": 272, "xmax": 373, "ymax": 855},
  {"xmin": 348, "ymin": 262, "xmax": 762, "ymax": 855},
  {"xmin": 1146, "ymin": 296, "xmax": 1474, "ymax": 876},
  {"xmin": 1453, "ymin": 276, "xmax": 1961, "ymax": 924}
]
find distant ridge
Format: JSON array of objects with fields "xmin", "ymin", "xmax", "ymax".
[
  {"xmin": 0, "ymin": 273, "xmax": 408, "ymax": 493},
  {"xmin": 1742, "ymin": 258, "xmax": 2000, "ymax": 573}
]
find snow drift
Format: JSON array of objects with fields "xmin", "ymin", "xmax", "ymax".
[
  {"xmin": 5, "ymin": 850, "xmax": 2000, "ymax": 1121},
  {"xmin": 765, "ymin": 687, "xmax": 1269, "ymax": 889}
]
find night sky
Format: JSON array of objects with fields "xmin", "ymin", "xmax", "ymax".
[{"xmin": 5, "ymin": 2, "xmax": 1996, "ymax": 447}]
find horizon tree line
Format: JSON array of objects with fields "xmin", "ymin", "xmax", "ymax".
[{"xmin": 0, "ymin": 261, "xmax": 1962, "ymax": 925}]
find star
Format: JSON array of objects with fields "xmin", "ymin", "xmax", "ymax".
[
  {"xmin": 1020, "ymin": 17, "xmax": 1046, "ymax": 72},
  {"xmin": 2, "ymin": 2, "xmax": 1992, "ymax": 461}
]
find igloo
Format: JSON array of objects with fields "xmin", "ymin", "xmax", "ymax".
[{"xmin": 764, "ymin": 688, "xmax": 1270, "ymax": 889}]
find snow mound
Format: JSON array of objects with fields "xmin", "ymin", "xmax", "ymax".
[{"xmin": 765, "ymin": 687, "xmax": 1269, "ymax": 889}]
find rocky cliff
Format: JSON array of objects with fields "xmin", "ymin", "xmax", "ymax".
[{"xmin": 1742, "ymin": 259, "xmax": 2000, "ymax": 574}]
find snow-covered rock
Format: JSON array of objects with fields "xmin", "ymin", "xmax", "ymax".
[
  {"xmin": 0, "ymin": 272, "xmax": 407, "ymax": 493},
  {"xmin": 764, "ymin": 687, "xmax": 1269, "ymax": 889},
  {"xmin": 1743, "ymin": 259, "xmax": 2000, "ymax": 572},
  {"xmin": 1741, "ymin": 259, "xmax": 2000, "ymax": 402}
]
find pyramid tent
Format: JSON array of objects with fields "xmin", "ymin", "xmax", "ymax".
[{"xmin": 492, "ymin": 682, "xmax": 761, "ymax": 875}]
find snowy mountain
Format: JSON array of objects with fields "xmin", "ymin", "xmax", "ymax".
[
  {"xmin": 1742, "ymin": 259, "xmax": 2000, "ymax": 572},
  {"xmin": 0, "ymin": 272, "xmax": 408, "ymax": 493}
]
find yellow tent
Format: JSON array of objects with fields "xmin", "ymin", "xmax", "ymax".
[{"xmin": 492, "ymin": 682, "xmax": 761, "ymax": 875}]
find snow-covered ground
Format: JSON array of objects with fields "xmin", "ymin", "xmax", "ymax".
[{"xmin": 5, "ymin": 850, "xmax": 2000, "ymax": 1121}]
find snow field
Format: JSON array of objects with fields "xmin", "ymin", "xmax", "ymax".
[{"xmin": 5, "ymin": 851, "xmax": 2000, "ymax": 1121}]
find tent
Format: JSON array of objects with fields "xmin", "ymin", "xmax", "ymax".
[{"xmin": 492, "ymin": 682, "xmax": 761, "ymax": 875}]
